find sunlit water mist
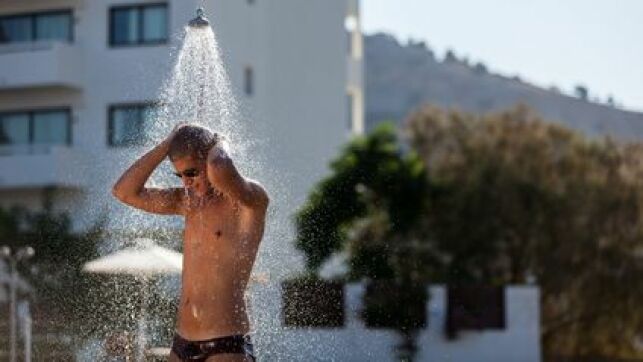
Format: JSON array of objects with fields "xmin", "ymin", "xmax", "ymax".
[
  {"xmin": 154, "ymin": 26, "xmax": 238, "ymax": 147},
  {"xmin": 78, "ymin": 22, "xmax": 303, "ymax": 360}
]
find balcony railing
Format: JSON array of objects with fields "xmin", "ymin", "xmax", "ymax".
[
  {"xmin": 0, "ymin": 144, "xmax": 58, "ymax": 156},
  {"xmin": 0, "ymin": 41, "xmax": 82, "ymax": 90},
  {"xmin": 0, "ymin": 40, "xmax": 64, "ymax": 55},
  {"xmin": 0, "ymin": 145, "xmax": 85, "ymax": 189}
]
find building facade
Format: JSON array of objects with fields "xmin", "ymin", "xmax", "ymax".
[{"xmin": 0, "ymin": 0, "xmax": 364, "ymax": 231}]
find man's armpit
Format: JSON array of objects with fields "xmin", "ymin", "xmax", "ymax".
[{"xmin": 135, "ymin": 187, "xmax": 185, "ymax": 215}]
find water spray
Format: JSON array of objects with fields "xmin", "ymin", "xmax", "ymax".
[{"xmin": 186, "ymin": 8, "xmax": 211, "ymax": 121}]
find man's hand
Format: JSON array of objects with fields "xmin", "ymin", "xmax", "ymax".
[{"xmin": 166, "ymin": 122, "xmax": 189, "ymax": 144}]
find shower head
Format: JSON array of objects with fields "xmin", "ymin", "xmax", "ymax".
[{"xmin": 188, "ymin": 8, "xmax": 210, "ymax": 28}]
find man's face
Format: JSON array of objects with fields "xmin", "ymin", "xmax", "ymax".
[{"xmin": 171, "ymin": 155, "xmax": 210, "ymax": 197}]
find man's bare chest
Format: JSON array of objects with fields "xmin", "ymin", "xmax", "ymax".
[{"xmin": 184, "ymin": 204, "xmax": 240, "ymax": 242}]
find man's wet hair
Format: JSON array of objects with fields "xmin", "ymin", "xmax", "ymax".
[{"xmin": 168, "ymin": 124, "xmax": 220, "ymax": 161}]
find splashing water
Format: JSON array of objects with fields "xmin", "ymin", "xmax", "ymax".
[
  {"xmin": 147, "ymin": 22, "xmax": 300, "ymax": 359},
  {"xmin": 77, "ymin": 16, "xmax": 305, "ymax": 360},
  {"xmin": 153, "ymin": 26, "xmax": 239, "ymax": 148}
]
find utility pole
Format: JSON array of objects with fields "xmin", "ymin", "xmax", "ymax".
[
  {"xmin": 0, "ymin": 246, "xmax": 35, "ymax": 362},
  {"xmin": 18, "ymin": 300, "xmax": 32, "ymax": 362}
]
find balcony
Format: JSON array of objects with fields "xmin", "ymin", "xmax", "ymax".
[
  {"xmin": 0, "ymin": 145, "xmax": 85, "ymax": 189},
  {"xmin": 0, "ymin": 41, "xmax": 82, "ymax": 91}
]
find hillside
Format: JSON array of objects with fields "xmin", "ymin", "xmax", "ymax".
[{"xmin": 365, "ymin": 33, "xmax": 643, "ymax": 141}]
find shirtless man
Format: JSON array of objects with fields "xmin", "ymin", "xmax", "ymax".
[{"xmin": 112, "ymin": 124, "xmax": 269, "ymax": 361}]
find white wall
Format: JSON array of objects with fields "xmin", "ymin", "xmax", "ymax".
[{"xmin": 248, "ymin": 283, "xmax": 541, "ymax": 361}]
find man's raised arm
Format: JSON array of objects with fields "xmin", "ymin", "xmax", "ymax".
[
  {"xmin": 206, "ymin": 143, "xmax": 269, "ymax": 210},
  {"xmin": 112, "ymin": 132, "xmax": 183, "ymax": 215}
]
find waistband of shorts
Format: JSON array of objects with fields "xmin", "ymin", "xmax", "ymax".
[{"xmin": 173, "ymin": 330, "xmax": 254, "ymax": 343}]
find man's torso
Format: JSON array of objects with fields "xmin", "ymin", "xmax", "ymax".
[{"xmin": 177, "ymin": 192, "xmax": 265, "ymax": 340}]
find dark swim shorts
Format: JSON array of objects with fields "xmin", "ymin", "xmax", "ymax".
[{"xmin": 170, "ymin": 332, "xmax": 256, "ymax": 361}]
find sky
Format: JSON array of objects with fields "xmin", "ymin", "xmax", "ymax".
[{"xmin": 361, "ymin": 0, "xmax": 643, "ymax": 112}]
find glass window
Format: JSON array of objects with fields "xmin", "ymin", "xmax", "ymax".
[
  {"xmin": 33, "ymin": 110, "xmax": 70, "ymax": 144},
  {"xmin": 0, "ymin": 11, "xmax": 72, "ymax": 44},
  {"xmin": 35, "ymin": 12, "xmax": 72, "ymax": 41},
  {"xmin": 109, "ymin": 104, "xmax": 156, "ymax": 146},
  {"xmin": 0, "ymin": 109, "xmax": 71, "ymax": 153},
  {"xmin": 111, "ymin": 8, "xmax": 139, "ymax": 45},
  {"xmin": 142, "ymin": 5, "xmax": 167, "ymax": 42},
  {"xmin": 0, "ymin": 16, "xmax": 32, "ymax": 43},
  {"xmin": 110, "ymin": 4, "xmax": 168, "ymax": 46},
  {"xmin": 0, "ymin": 114, "xmax": 29, "ymax": 144}
]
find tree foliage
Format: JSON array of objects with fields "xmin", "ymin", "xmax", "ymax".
[
  {"xmin": 295, "ymin": 123, "xmax": 427, "ymax": 278},
  {"xmin": 0, "ymin": 188, "xmax": 105, "ymax": 326},
  {"xmin": 295, "ymin": 104, "xmax": 643, "ymax": 359},
  {"xmin": 409, "ymin": 105, "xmax": 643, "ymax": 358},
  {"xmin": 294, "ymin": 123, "xmax": 430, "ymax": 361}
]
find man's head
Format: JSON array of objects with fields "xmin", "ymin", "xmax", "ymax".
[
  {"xmin": 168, "ymin": 124, "xmax": 219, "ymax": 161},
  {"xmin": 168, "ymin": 124, "xmax": 220, "ymax": 196}
]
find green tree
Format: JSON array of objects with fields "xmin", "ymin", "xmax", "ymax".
[
  {"xmin": 406, "ymin": 104, "xmax": 643, "ymax": 359},
  {"xmin": 295, "ymin": 123, "xmax": 427, "ymax": 278},
  {"xmin": 295, "ymin": 104, "xmax": 643, "ymax": 360},
  {"xmin": 295, "ymin": 124, "xmax": 430, "ymax": 361},
  {"xmin": 0, "ymin": 188, "xmax": 107, "ymax": 358}
]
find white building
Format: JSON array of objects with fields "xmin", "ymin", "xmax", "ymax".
[{"xmin": 0, "ymin": 0, "xmax": 364, "ymax": 231}]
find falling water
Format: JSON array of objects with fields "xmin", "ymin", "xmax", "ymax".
[
  {"xmin": 153, "ymin": 25, "xmax": 239, "ymax": 147},
  {"xmin": 78, "ymin": 8, "xmax": 303, "ymax": 360}
]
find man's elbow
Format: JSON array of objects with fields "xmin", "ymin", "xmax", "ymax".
[
  {"xmin": 253, "ymin": 187, "xmax": 270, "ymax": 210},
  {"xmin": 111, "ymin": 185, "xmax": 131, "ymax": 203},
  {"xmin": 259, "ymin": 190, "xmax": 270, "ymax": 209},
  {"xmin": 111, "ymin": 185, "xmax": 123, "ymax": 200},
  {"xmin": 112, "ymin": 186, "xmax": 123, "ymax": 201}
]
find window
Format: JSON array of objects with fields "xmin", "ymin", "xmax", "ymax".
[
  {"xmin": 445, "ymin": 286, "xmax": 506, "ymax": 339},
  {"xmin": 0, "ymin": 114, "xmax": 29, "ymax": 145},
  {"xmin": 0, "ymin": 10, "xmax": 73, "ymax": 44},
  {"xmin": 244, "ymin": 66, "xmax": 254, "ymax": 96},
  {"xmin": 110, "ymin": 4, "xmax": 168, "ymax": 46},
  {"xmin": 33, "ymin": 111, "xmax": 69, "ymax": 144},
  {"xmin": 0, "ymin": 109, "xmax": 71, "ymax": 152},
  {"xmin": 108, "ymin": 104, "xmax": 157, "ymax": 146}
]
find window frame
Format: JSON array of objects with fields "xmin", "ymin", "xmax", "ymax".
[
  {"xmin": 0, "ymin": 9, "xmax": 74, "ymax": 44},
  {"xmin": 108, "ymin": 3, "xmax": 169, "ymax": 47},
  {"xmin": 107, "ymin": 102, "xmax": 158, "ymax": 147},
  {"xmin": 0, "ymin": 107, "xmax": 72, "ymax": 146}
]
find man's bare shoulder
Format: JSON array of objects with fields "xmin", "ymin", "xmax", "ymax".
[{"xmin": 244, "ymin": 178, "xmax": 269, "ymax": 211}]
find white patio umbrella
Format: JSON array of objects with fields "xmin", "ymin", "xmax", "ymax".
[
  {"xmin": 83, "ymin": 238, "xmax": 182, "ymax": 276},
  {"xmin": 82, "ymin": 238, "xmax": 182, "ymax": 362}
]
